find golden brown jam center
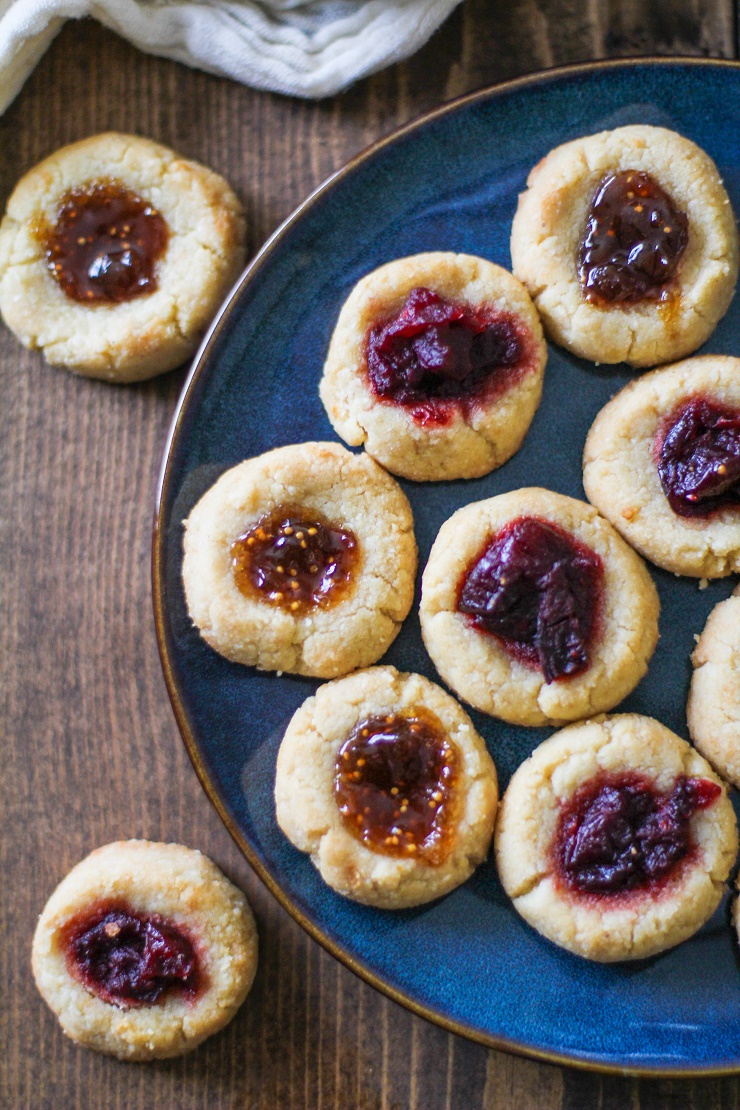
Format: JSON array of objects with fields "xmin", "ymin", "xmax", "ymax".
[
  {"xmin": 334, "ymin": 709, "xmax": 460, "ymax": 864},
  {"xmin": 231, "ymin": 504, "xmax": 358, "ymax": 614},
  {"xmin": 45, "ymin": 181, "xmax": 169, "ymax": 304}
]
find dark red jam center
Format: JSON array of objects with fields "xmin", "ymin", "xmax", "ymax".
[
  {"xmin": 555, "ymin": 773, "xmax": 721, "ymax": 896},
  {"xmin": 231, "ymin": 505, "xmax": 358, "ymax": 614},
  {"xmin": 334, "ymin": 709, "xmax": 459, "ymax": 864},
  {"xmin": 457, "ymin": 517, "xmax": 603, "ymax": 683},
  {"xmin": 656, "ymin": 395, "xmax": 740, "ymax": 518},
  {"xmin": 45, "ymin": 181, "xmax": 169, "ymax": 304},
  {"xmin": 578, "ymin": 170, "xmax": 688, "ymax": 305},
  {"xmin": 365, "ymin": 286, "xmax": 527, "ymax": 426},
  {"xmin": 64, "ymin": 905, "xmax": 199, "ymax": 1006}
]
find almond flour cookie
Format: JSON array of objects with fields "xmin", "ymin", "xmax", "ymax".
[
  {"xmin": 583, "ymin": 356, "xmax": 740, "ymax": 577},
  {"xmin": 182, "ymin": 442, "xmax": 417, "ymax": 678},
  {"xmin": 0, "ymin": 133, "xmax": 245, "ymax": 382},
  {"xmin": 275, "ymin": 666, "xmax": 498, "ymax": 908},
  {"xmin": 420, "ymin": 488, "xmax": 659, "ymax": 726},
  {"xmin": 511, "ymin": 125, "xmax": 738, "ymax": 368},
  {"xmin": 495, "ymin": 714, "xmax": 737, "ymax": 962},
  {"xmin": 31, "ymin": 841, "xmax": 258, "ymax": 1060},
  {"xmin": 319, "ymin": 253, "xmax": 547, "ymax": 481},
  {"xmin": 688, "ymin": 586, "xmax": 740, "ymax": 787}
]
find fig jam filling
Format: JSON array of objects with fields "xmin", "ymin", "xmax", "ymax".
[
  {"xmin": 334, "ymin": 709, "xmax": 459, "ymax": 864},
  {"xmin": 365, "ymin": 286, "xmax": 528, "ymax": 426},
  {"xmin": 231, "ymin": 504, "xmax": 358, "ymax": 614},
  {"xmin": 457, "ymin": 517, "xmax": 603, "ymax": 683},
  {"xmin": 656, "ymin": 395, "xmax": 740, "ymax": 517},
  {"xmin": 554, "ymin": 773, "xmax": 721, "ymax": 896},
  {"xmin": 578, "ymin": 170, "xmax": 688, "ymax": 305},
  {"xmin": 45, "ymin": 181, "xmax": 169, "ymax": 304},
  {"xmin": 64, "ymin": 904, "xmax": 199, "ymax": 1006}
]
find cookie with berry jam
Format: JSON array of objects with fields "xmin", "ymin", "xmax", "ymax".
[
  {"xmin": 495, "ymin": 714, "xmax": 737, "ymax": 962},
  {"xmin": 31, "ymin": 841, "xmax": 257, "ymax": 1059},
  {"xmin": 511, "ymin": 125, "xmax": 738, "ymax": 368},
  {"xmin": 419, "ymin": 488, "xmax": 659, "ymax": 727},
  {"xmin": 688, "ymin": 585, "xmax": 740, "ymax": 787},
  {"xmin": 182, "ymin": 442, "xmax": 417, "ymax": 678},
  {"xmin": 319, "ymin": 253, "xmax": 547, "ymax": 480},
  {"xmin": 275, "ymin": 666, "xmax": 498, "ymax": 908},
  {"xmin": 0, "ymin": 133, "xmax": 245, "ymax": 381},
  {"xmin": 583, "ymin": 356, "xmax": 740, "ymax": 577}
]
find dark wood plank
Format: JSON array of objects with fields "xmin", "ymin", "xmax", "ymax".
[{"xmin": 0, "ymin": 3, "xmax": 736, "ymax": 1107}]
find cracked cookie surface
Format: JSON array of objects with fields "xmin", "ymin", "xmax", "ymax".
[
  {"xmin": 275, "ymin": 666, "xmax": 498, "ymax": 908},
  {"xmin": 182, "ymin": 442, "xmax": 417, "ymax": 678},
  {"xmin": 510, "ymin": 125, "xmax": 738, "ymax": 368},
  {"xmin": 495, "ymin": 715, "xmax": 737, "ymax": 962},
  {"xmin": 688, "ymin": 585, "xmax": 740, "ymax": 787},
  {"xmin": 0, "ymin": 132, "xmax": 245, "ymax": 381}
]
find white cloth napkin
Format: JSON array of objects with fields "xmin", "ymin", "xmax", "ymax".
[{"xmin": 0, "ymin": 0, "xmax": 464, "ymax": 113}]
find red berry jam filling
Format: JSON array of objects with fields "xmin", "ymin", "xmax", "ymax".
[
  {"xmin": 578, "ymin": 170, "xmax": 688, "ymax": 306},
  {"xmin": 457, "ymin": 517, "xmax": 603, "ymax": 683},
  {"xmin": 63, "ymin": 904, "xmax": 199, "ymax": 1006},
  {"xmin": 231, "ymin": 504, "xmax": 358, "ymax": 615},
  {"xmin": 554, "ymin": 773, "xmax": 721, "ymax": 896},
  {"xmin": 365, "ymin": 286, "xmax": 531, "ymax": 426},
  {"xmin": 45, "ymin": 181, "xmax": 169, "ymax": 304},
  {"xmin": 334, "ymin": 709, "xmax": 460, "ymax": 864},
  {"xmin": 656, "ymin": 395, "xmax": 740, "ymax": 517}
]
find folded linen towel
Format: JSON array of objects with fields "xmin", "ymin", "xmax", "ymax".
[{"xmin": 0, "ymin": 0, "xmax": 464, "ymax": 113}]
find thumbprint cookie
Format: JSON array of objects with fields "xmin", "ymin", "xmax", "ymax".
[
  {"xmin": 511, "ymin": 126, "xmax": 738, "ymax": 368},
  {"xmin": 275, "ymin": 666, "xmax": 498, "ymax": 908},
  {"xmin": 0, "ymin": 133, "xmax": 245, "ymax": 381},
  {"xmin": 182, "ymin": 442, "xmax": 417, "ymax": 678},
  {"xmin": 31, "ymin": 841, "xmax": 258, "ymax": 1059},
  {"xmin": 495, "ymin": 715, "xmax": 737, "ymax": 962},
  {"xmin": 320, "ymin": 253, "xmax": 547, "ymax": 480},
  {"xmin": 688, "ymin": 586, "xmax": 740, "ymax": 787},
  {"xmin": 419, "ymin": 488, "xmax": 659, "ymax": 726}
]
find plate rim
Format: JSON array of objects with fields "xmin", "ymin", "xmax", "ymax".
[{"xmin": 152, "ymin": 55, "xmax": 740, "ymax": 1078}]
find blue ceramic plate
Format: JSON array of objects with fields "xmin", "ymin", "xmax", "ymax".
[{"xmin": 154, "ymin": 60, "xmax": 740, "ymax": 1075}]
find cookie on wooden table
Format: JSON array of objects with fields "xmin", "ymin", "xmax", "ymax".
[
  {"xmin": 583, "ymin": 355, "xmax": 740, "ymax": 577},
  {"xmin": 419, "ymin": 488, "xmax": 659, "ymax": 726},
  {"xmin": 688, "ymin": 586, "xmax": 740, "ymax": 787},
  {"xmin": 511, "ymin": 125, "xmax": 738, "ymax": 368},
  {"xmin": 275, "ymin": 666, "xmax": 498, "ymax": 908},
  {"xmin": 31, "ymin": 840, "xmax": 258, "ymax": 1060},
  {"xmin": 495, "ymin": 714, "xmax": 737, "ymax": 962},
  {"xmin": 182, "ymin": 442, "xmax": 417, "ymax": 678},
  {"xmin": 320, "ymin": 252, "xmax": 547, "ymax": 480},
  {"xmin": 0, "ymin": 132, "xmax": 245, "ymax": 381}
]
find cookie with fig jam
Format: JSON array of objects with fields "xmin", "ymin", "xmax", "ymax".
[
  {"xmin": 419, "ymin": 488, "xmax": 659, "ymax": 727},
  {"xmin": 495, "ymin": 714, "xmax": 737, "ymax": 962},
  {"xmin": 584, "ymin": 355, "xmax": 740, "ymax": 577},
  {"xmin": 182, "ymin": 442, "xmax": 417, "ymax": 678},
  {"xmin": 688, "ymin": 585, "xmax": 740, "ymax": 787},
  {"xmin": 275, "ymin": 666, "xmax": 498, "ymax": 908},
  {"xmin": 0, "ymin": 133, "xmax": 245, "ymax": 381},
  {"xmin": 31, "ymin": 841, "xmax": 257, "ymax": 1059},
  {"xmin": 319, "ymin": 253, "xmax": 547, "ymax": 480},
  {"xmin": 511, "ymin": 125, "xmax": 738, "ymax": 368}
]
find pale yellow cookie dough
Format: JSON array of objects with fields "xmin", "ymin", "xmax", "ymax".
[
  {"xmin": 182, "ymin": 442, "xmax": 417, "ymax": 678},
  {"xmin": 688, "ymin": 586, "xmax": 740, "ymax": 787},
  {"xmin": 511, "ymin": 125, "xmax": 738, "ymax": 368},
  {"xmin": 495, "ymin": 714, "xmax": 737, "ymax": 962},
  {"xmin": 319, "ymin": 252, "xmax": 547, "ymax": 481},
  {"xmin": 583, "ymin": 356, "xmax": 740, "ymax": 577},
  {"xmin": 0, "ymin": 132, "xmax": 245, "ymax": 382},
  {"xmin": 275, "ymin": 666, "xmax": 498, "ymax": 908},
  {"xmin": 31, "ymin": 840, "xmax": 258, "ymax": 1060},
  {"xmin": 419, "ymin": 488, "xmax": 659, "ymax": 726}
]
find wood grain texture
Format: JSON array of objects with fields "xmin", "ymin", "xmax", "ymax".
[{"xmin": 0, "ymin": 3, "xmax": 737, "ymax": 1107}]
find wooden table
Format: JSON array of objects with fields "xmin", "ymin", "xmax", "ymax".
[{"xmin": 2, "ymin": 4, "xmax": 739, "ymax": 1106}]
